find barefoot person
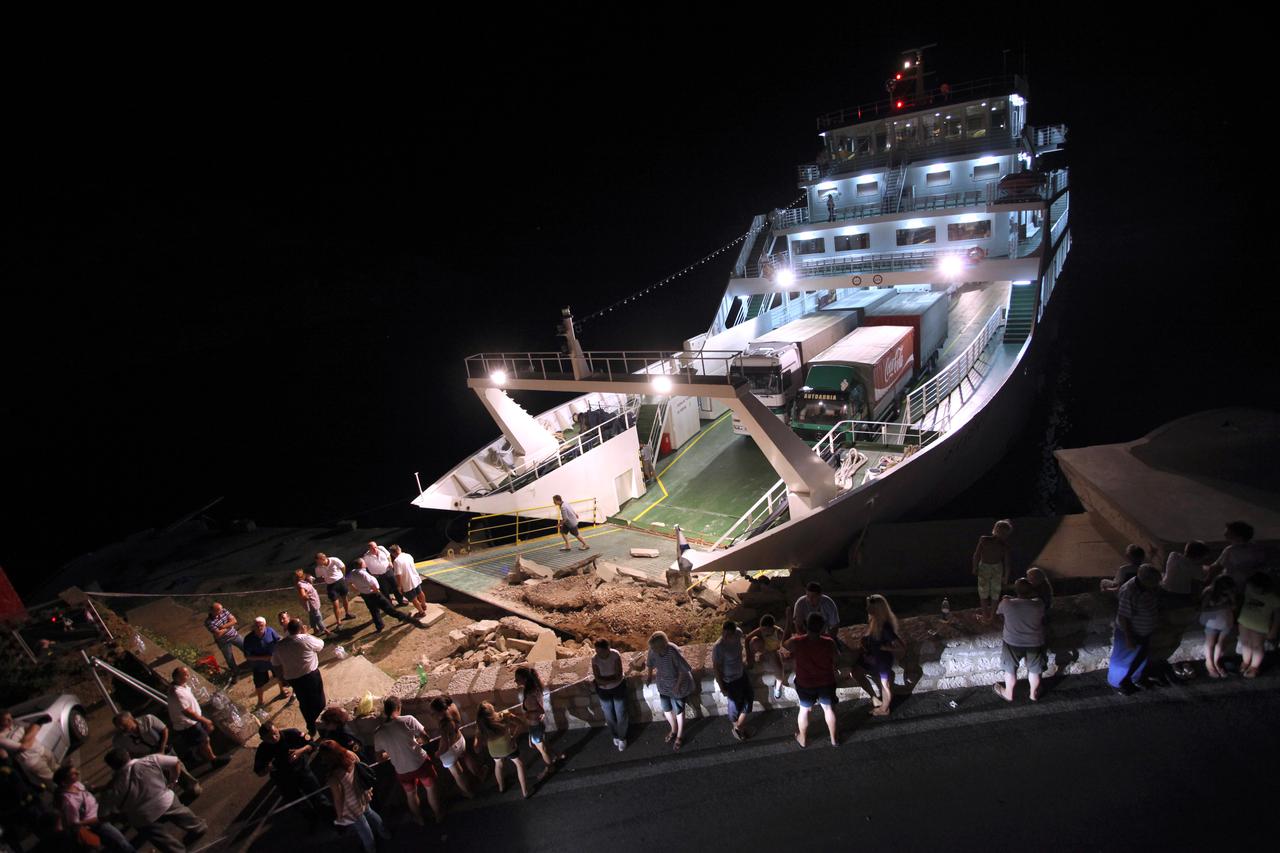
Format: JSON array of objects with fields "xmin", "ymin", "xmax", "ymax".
[
  {"xmin": 853, "ymin": 595, "xmax": 905, "ymax": 716},
  {"xmin": 784, "ymin": 612, "xmax": 840, "ymax": 747},
  {"xmin": 1198, "ymin": 575, "xmax": 1237, "ymax": 678},
  {"xmin": 553, "ymin": 495, "xmax": 589, "ymax": 551},
  {"xmin": 972, "ymin": 520, "xmax": 1012, "ymax": 622},
  {"xmin": 994, "ymin": 580, "xmax": 1048, "ymax": 702},
  {"xmin": 645, "ymin": 631, "xmax": 695, "ymax": 751}
]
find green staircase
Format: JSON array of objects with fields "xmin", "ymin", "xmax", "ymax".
[
  {"xmin": 1003, "ymin": 284, "xmax": 1037, "ymax": 344},
  {"xmin": 743, "ymin": 293, "xmax": 767, "ymax": 321},
  {"xmin": 636, "ymin": 403, "xmax": 661, "ymax": 445}
]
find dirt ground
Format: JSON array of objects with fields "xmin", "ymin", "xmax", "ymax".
[{"xmin": 490, "ymin": 575, "xmax": 727, "ymax": 651}]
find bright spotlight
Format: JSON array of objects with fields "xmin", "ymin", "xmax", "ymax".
[
  {"xmin": 651, "ymin": 375, "xmax": 673, "ymax": 394},
  {"xmin": 938, "ymin": 255, "xmax": 964, "ymax": 278},
  {"xmin": 490, "ymin": 369, "xmax": 507, "ymax": 386},
  {"xmin": 776, "ymin": 269, "xmax": 796, "ymax": 287}
]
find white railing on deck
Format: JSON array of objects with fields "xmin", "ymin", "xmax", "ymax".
[
  {"xmin": 709, "ymin": 477, "xmax": 790, "ymax": 550},
  {"xmin": 901, "ymin": 306, "xmax": 1005, "ymax": 428}
]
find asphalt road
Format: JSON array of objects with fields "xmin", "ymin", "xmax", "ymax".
[{"xmin": 239, "ymin": 668, "xmax": 1278, "ymax": 852}]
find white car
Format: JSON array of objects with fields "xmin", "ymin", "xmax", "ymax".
[{"xmin": 5, "ymin": 692, "xmax": 89, "ymax": 764}]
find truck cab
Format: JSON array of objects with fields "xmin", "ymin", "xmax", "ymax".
[{"xmin": 790, "ymin": 325, "xmax": 915, "ymax": 440}]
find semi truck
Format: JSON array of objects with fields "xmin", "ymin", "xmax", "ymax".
[
  {"xmin": 863, "ymin": 291, "xmax": 949, "ymax": 374},
  {"xmin": 729, "ymin": 310, "xmax": 861, "ymax": 434},
  {"xmin": 790, "ymin": 325, "xmax": 916, "ymax": 439}
]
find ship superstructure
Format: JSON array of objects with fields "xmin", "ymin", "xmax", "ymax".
[{"xmin": 412, "ymin": 52, "xmax": 1070, "ymax": 595}]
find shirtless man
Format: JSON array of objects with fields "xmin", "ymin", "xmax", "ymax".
[{"xmin": 973, "ymin": 519, "xmax": 1013, "ymax": 622}]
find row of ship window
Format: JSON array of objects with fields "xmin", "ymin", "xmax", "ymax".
[
  {"xmin": 826, "ymin": 100, "xmax": 1012, "ymax": 159},
  {"xmin": 792, "ymin": 220, "xmax": 991, "ymax": 255},
  {"xmin": 831, "ymin": 163, "xmax": 1001, "ymax": 201}
]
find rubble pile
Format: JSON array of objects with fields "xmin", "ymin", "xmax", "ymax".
[{"xmin": 421, "ymin": 616, "xmax": 566, "ymax": 675}]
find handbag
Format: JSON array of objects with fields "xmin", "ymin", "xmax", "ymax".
[{"xmin": 75, "ymin": 827, "xmax": 102, "ymax": 848}]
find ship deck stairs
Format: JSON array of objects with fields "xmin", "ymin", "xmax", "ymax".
[{"xmin": 1002, "ymin": 282, "xmax": 1037, "ymax": 344}]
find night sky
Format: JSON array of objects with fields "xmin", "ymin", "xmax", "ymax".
[{"xmin": 3, "ymin": 19, "xmax": 1259, "ymax": 590}]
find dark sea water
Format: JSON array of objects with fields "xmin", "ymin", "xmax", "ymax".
[{"xmin": 4, "ymin": 32, "xmax": 1259, "ymax": 591}]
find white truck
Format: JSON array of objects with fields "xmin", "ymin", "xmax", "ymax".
[{"xmin": 730, "ymin": 310, "xmax": 861, "ymax": 434}]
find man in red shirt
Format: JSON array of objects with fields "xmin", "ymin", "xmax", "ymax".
[{"xmin": 783, "ymin": 612, "xmax": 840, "ymax": 747}]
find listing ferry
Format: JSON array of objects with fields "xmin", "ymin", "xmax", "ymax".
[{"xmin": 411, "ymin": 50, "xmax": 1071, "ymax": 593}]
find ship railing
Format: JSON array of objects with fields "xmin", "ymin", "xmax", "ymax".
[
  {"xmin": 901, "ymin": 305, "xmax": 1005, "ymax": 429},
  {"xmin": 467, "ymin": 399, "xmax": 642, "ymax": 497},
  {"xmin": 1040, "ymin": 223, "xmax": 1072, "ymax": 318},
  {"xmin": 465, "ymin": 350, "xmax": 745, "ymax": 385},
  {"xmin": 800, "ymin": 133, "xmax": 1021, "ymax": 184},
  {"xmin": 776, "ymin": 187, "xmax": 999, "ymax": 235},
  {"xmin": 466, "ymin": 497, "xmax": 599, "ymax": 548},
  {"xmin": 709, "ymin": 477, "xmax": 791, "ymax": 550},
  {"xmin": 732, "ymin": 213, "xmax": 769, "ymax": 277},
  {"xmin": 789, "ymin": 247, "xmax": 1009, "ymax": 280},
  {"xmin": 815, "ymin": 75, "xmax": 1024, "ymax": 132},
  {"xmin": 742, "ymin": 251, "xmax": 792, "ymax": 281},
  {"xmin": 812, "ymin": 418, "xmax": 939, "ymax": 457},
  {"xmin": 1033, "ymin": 124, "xmax": 1068, "ymax": 151}
]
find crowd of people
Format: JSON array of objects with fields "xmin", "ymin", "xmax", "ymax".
[{"xmin": 6, "ymin": 521, "xmax": 1276, "ymax": 853}]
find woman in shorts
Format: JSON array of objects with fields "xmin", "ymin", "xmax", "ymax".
[
  {"xmin": 644, "ymin": 631, "xmax": 695, "ymax": 751},
  {"xmin": 474, "ymin": 701, "xmax": 529, "ymax": 798},
  {"xmin": 514, "ymin": 667, "xmax": 564, "ymax": 778},
  {"xmin": 429, "ymin": 695, "xmax": 479, "ymax": 797},
  {"xmin": 784, "ymin": 612, "xmax": 839, "ymax": 747},
  {"xmin": 853, "ymin": 594, "xmax": 904, "ymax": 716},
  {"xmin": 1238, "ymin": 572, "xmax": 1280, "ymax": 678}
]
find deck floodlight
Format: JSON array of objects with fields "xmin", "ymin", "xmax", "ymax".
[
  {"xmin": 490, "ymin": 369, "xmax": 508, "ymax": 386},
  {"xmin": 652, "ymin": 375, "xmax": 674, "ymax": 394},
  {"xmin": 776, "ymin": 268, "xmax": 795, "ymax": 287},
  {"xmin": 938, "ymin": 254, "xmax": 965, "ymax": 278}
]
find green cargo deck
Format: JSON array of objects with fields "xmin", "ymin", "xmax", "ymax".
[{"xmin": 613, "ymin": 412, "xmax": 780, "ymax": 544}]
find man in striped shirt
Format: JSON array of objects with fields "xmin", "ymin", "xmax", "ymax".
[{"xmin": 1108, "ymin": 564, "xmax": 1161, "ymax": 695}]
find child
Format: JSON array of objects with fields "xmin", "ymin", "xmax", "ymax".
[
  {"xmin": 294, "ymin": 570, "xmax": 327, "ymax": 636},
  {"xmin": 1198, "ymin": 575, "xmax": 1236, "ymax": 678},
  {"xmin": 745, "ymin": 614, "xmax": 790, "ymax": 698}
]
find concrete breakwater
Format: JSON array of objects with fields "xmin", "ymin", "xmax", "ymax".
[{"xmin": 393, "ymin": 592, "xmax": 1209, "ymax": 729}]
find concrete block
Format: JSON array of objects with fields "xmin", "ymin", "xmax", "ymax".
[
  {"xmin": 498, "ymin": 616, "xmax": 551, "ymax": 640},
  {"xmin": 516, "ymin": 556, "xmax": 556, "ymax": 580},
  {"xmin": 527, "ymin": 632, "xmax": 558, "ymax": 663},
  {"xmin": 630, "ymin": 548, "xmax": 661, "ymax": 558},
  {"xmin": 594, "ymin": 560, "xmax": 622, "ymax": 582},
  {"xmin": 505, "ymin": 637, "xmax": 536, "ymax": 653},
  {"xmin": 418, "ymin": 604, "xmax": 446, "ymax": 628}
]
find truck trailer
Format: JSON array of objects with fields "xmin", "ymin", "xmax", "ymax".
[
  {"xmin": 730, "ymin": 310, "xmax": 861, "ymax": 434},
  {"xmin": 790, "ymin": 325, "xmax": 916, "ymax": 439},
  {"xmin": 863, "ymin": 291, "xmax": 949, "ymax": 374}
]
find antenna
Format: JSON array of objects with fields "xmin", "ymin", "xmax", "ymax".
[{"xmin": 888, "ymin": 44, "xmax": 937, "ymax": 107}]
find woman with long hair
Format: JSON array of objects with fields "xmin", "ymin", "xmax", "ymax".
[
  {"xmin": 854, "ymin": 594, "xmax": 904, "ymax": 717},
  {"xmin": 428, "ymin": 695, "xmax": 480, "ymax": 798},
  {"xmin": 473, "ymin": 701, "xmax": 530, "ymax": 798},
  {"xmin": 745, "ymin": 614, "xmax": 790, "ymax": 699},
  {"xmin": 318, "ymin": 739, "xmax": 389, "ymax": 853},
  {"xmin": 513, "ymin": 667, "xmax": 565, "ymax": 778}
]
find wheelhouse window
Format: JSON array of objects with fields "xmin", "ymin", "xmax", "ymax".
[
  {"xmin": 973, "ymin": 163, "xmax": 1000, "ymax": 181},
  {"xmin": 925, "ymin": 169, "xmax": 951, "ymax": 188},
  {"xmin": 856, "ymin": 180, "xmax": 879, "ymax": 197},
  {"xmin": 896, "ymin": 226, "xmax": 936, "ymax": 246},
  {"xmin": 834, "ymin": 233, "xmax": 870, "ymax": 251},
  {"xmin": 990, "ymin": 99, "xmax": 1009, "ymax": 134},
  {"xmin": 948, "ymin": 220, "xmax": 992, "ymax": 241},
  {"xmin": 966, "ymin": 104, "xmax": 987, "ymax": 137},
  {"xmin": 793, "ymin": 237, "xmax": 825, "ymax": 255}
]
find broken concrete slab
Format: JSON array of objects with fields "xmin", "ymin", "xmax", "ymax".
[
  {"xmin": 722, "ymin": 578, "xmax": 752, "ymax": 605},
  {"xmin": 417, "ymin": 604, "xmax": 446, "ymax": 628},
  {"xmin": 504, "ymin": 637, "xmax": 536, "ymax": 652},
  {"xmin": 527, "ymin": 632, "xmax": 558, "ymax": 663},
  {"xmin": 515, "ymin": 556, "xmax": 556, "ymax": 580},
  {"xmin": 593, "ymin": 560, "xmax": 621, "ymax": 583},
  {"xmin": 630, "ymin": 548, "xmax": 661, "ymax": 558},
  {"xmin": 498, "ymin": 616, "xmax": 551, "ymax": 640},
  {"xmin": 463, "ymin": 619, "xmax": 500, "ymax": 639}
]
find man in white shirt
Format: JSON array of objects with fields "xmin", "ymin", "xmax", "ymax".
[
  {"xmin": 103, "ymin": 748, "xmax": 206, "ymax": 852},
  {"xmin": 349, "ymin": 559, "xmax": 421, "ymax": 633},
  {"xmin": 111, "ymin": 711, "xmax": 201, "ymax": 795},
  {"xmin": 313, "ymin": 551, "xmax": 353, "ymax": 626},
  {"xmin": 270, "ymin": 619, "xmax": 327, "ymax": 736},
  {"xmin": 167, "ymin": 667, "xmax": 228, "ymax": 770},
  {"xmin": 363, "ymin": 541, "xmax": 404, "ymax": 605},
  {"xmin": 374, "ymin": 696, "xmax": 442, "ymax": 823},
  {"xmin": 390, "ymin": 544, "xmax": 427, "ymax": 617},
  {"xmin": 553, "ymin": 494, "xmax": 589, "ymax": 551}
]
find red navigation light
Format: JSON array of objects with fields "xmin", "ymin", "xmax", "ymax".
[
  {"xmin": 896, "ymin": 100, "xmax": 904, "ymax": 109},
  {"xmin": 895, "ymin": 72, "xmax": 903, "ymax": 81}
]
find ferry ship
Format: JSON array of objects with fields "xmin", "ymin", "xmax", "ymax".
[{"xmin": 411, "ymin": 51, "xmax": 1070, "ymax": 596}]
